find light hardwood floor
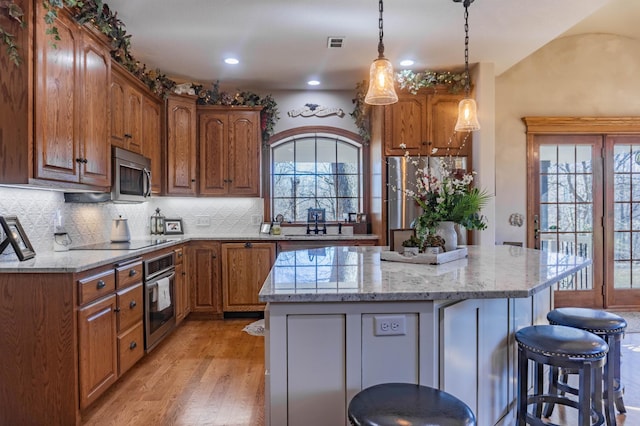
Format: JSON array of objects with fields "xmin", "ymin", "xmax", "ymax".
[{"xmin": 82, "ymin": 319, "xmax": 640, "ymax": 426}]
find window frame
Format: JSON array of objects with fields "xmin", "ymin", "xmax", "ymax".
[{"xmin": 262, "ymin": 126, "xmax": 368, "ymax": 223}]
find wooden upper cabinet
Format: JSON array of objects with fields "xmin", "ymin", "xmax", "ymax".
[
  {"xmin": 142, "ymin": 97, "xmax": 163, "ymax": 194},
  {"xmin": 112, "ymin": 64, "xmax": 163, "ymax": 191},
  {"xmin": 166, "ymin": 95, "xmax": 197, "ymax": 195},
  {"xmin": 198, "ymin": 106, "xmax": 262, "ymax": 197},
  {"xmin": 383, "ymin": 89, "xmax": 471, "ymax": 157},
  {"xmin": 78, "ymin": 30, "xmax": 111, "ymax": 187},
  {"xmin": 34, "ymin": 8, "xmax": 81, "ymax": 183},
  {"xmin": 33, "ymin": 7, "xmax": 110, "ymax": 188},
  {"xmin": 384, "ymin": 94, "xmax": 429, "ymax": 156},
  {"xmin": 428, "ymin": 92, "xmax": 471, "ymax": 157}
]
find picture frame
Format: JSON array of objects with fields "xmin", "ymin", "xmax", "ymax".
[
  {"xmin": 389, "ymin": 228, "xmax": 415, "ymax": 252},
  {"xmin": 0, "ymin": 216, "xmax": 36, "ymax": 261},
  {"xmin": 164, "ymin": 218, "xmax": 184, "ymax": 235},
  {"xmin": 348, "ymin": 212, "xmax": 358, "ymax": 223},
  {"xmin": 307, "ymin": 208, "xmax": 325, "ymax": 223},
  {"xmin": 260, "ymin": 223, "xmax": 272, "ymax": 234}
]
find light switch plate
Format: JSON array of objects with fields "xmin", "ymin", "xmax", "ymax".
[{"xmin": 195, "ymin": 215, "xmax": 210, "ymax": 226}]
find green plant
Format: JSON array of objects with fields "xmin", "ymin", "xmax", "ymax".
[
  {"xmin": 1, "ymin": 0, "xmax": 25, "ymax": 65},
  {"xmin": 401, "ymin": 235, "xmax": 422, "ymax": 248}
]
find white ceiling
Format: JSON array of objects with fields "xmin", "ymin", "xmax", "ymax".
[{"xmin": 104, "ymin": 0, "xmax": 636, "ymax": 92}]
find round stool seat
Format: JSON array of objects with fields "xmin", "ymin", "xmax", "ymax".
[
  {"xmin": 348, "ymin": 383, "xmax": 476, "ymax": 426},
  {"xmin": 547, "ymin": 308, "xmax": 627, "ymax": 334},
  {"xmin": 516, "ymin": 324, "xmax": 609, "ymax": 358}
]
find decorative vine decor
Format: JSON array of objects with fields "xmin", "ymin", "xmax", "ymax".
[
  {"xmin": 1, "ymin": 0, "xmax": 280, "ymax": 142},
  {"xmin": 351, "ymin": 70, "xmax": 469, "ymax": 142}
]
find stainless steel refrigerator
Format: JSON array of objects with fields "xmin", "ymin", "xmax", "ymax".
[{"xmin": 386, "ymin": 156, "xmax": 467, "ymax": 241}]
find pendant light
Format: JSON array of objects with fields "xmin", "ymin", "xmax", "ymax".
[
  {"xmin": 364, "ymin": 0, "xmax": 398, "ymax": 105},
  {"xmin": 454, "ymin": 0, "xmax": 480, "ymax": 132}
]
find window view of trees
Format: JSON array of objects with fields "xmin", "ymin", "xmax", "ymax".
[
  {"xmin": 271, "ymin": 134, "xmax": 362, "ymax": 222},
  {"xmin": 612, "ymin": 144, "xmax": 640, "ymax": 289}
]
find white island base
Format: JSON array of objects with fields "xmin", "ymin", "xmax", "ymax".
[
  {"xmin": 264, "ymin": 289, "xmax": 552, "ymax": 426},
  {"xmin": 260, "ymin": 246, "xmax": 589, "ymax": 426}
]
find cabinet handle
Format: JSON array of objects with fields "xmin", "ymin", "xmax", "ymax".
[
  {"xmin": 182, "ymin": 272, "xmax": 186, "ymax": 276},
  {"xmin": 96, "ymin": 280, "xmax": 106, "ymax": 289},
  {"xmin": 124, "ymin": 133, "xmax": 132, "ymax": 138},
  {"xmin": 129, "ymin": 341, "xmax": 137, "ymax": 350},
  {"xmin": 75, "ymin": 157, "xmax": 83, "ymax": 163},
  {"xmin": 114, "ymin": 307, "xmax": 121, "ymax": 313},
  {"xmin": 191, "ymin": 179, "xmax": 196, "ymax": 182},
  {"xmin": 129, "ymin": 300, "xmax": 137, "ymax": 309},
  {"xmin": 212, "ymin": 254, "xmax": 217, "ymax": 259},
  {"xmin": 129, "ymin": 269, "xmax": 137, "ymax": 277},
  {"xmin": 82, "ymin": 158, "xmax": 88, "ymax": 164},
  {"xmin": 178, "ymin": 252, "xmax": 183, "ymax": 257},
  {"xmin": 244, "ymin": 242, "xmax": 253, "ymax": 248}
]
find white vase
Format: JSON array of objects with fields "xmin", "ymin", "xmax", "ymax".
[{"xmin": 435, "ymin": 221, "xmax": 457, "ymax": 252}]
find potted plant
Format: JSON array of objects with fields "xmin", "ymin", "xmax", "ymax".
[
  {"xmin": 401, "ymin": 235, "xmax": 421, "ymax": 256},
  {"xmin": 423, "ymin": 234, "xmax": 446, "ymax": 254}
]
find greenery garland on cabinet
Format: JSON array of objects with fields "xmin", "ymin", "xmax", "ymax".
[
  {"xmin": 350, "ymin": 70, "xmax": 469, "ymax": 143},
  {"xmin": 1, "ymin": 0, "xmax": 280, "ymax": 142}
]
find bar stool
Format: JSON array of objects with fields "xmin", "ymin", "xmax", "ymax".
[
  {"xmin": 546, "ymin": 307, "xmax": 627, "ymax": 425},
  {"xmin": 348, "ymin": 383, "xmax": 476, "ymax": 426},
  {"xmin": 516, "ymin": 325, "xmax": 608, "ymax": 426}
]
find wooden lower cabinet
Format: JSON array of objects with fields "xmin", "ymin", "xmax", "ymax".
[
  {"xmin": 78, "ymin": 293, "xmax": 118, "ymax": 409},
  {"xmin": 222, "ymin": 242, "xmax": 276, "ymax": 312},
  {"xmin": 187, "ymin": 241, "xmax": 222, "ymax": 317},
  {"xmin": 174, "ymin": 246, "xmax": 190, "ymax": 324},
  {"xmin": 77, "ymin": 258, "xmax": 144, "ymax": 410}
]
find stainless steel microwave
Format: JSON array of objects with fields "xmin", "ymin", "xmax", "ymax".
[{"xmin": 112, "ymin": 147, "xmax": 152, "ymax": 203}]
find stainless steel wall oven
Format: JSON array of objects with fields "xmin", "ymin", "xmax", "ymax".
[{"xmin": 144, "ymin": 252, "xmax": 176, "ymax": 352}]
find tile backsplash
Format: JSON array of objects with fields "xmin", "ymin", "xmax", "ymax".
[{"xmin": 0, "ymin": 187, "xmax": 263, "ymax": 256}]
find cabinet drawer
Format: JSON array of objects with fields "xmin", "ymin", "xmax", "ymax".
[
  {"xmin": 116, "ymin": 283, "xmax": 143, "ymax": 332},
  {"xmin": 117, "ymin": 321, "xmax": 144, "ymax": 376},
  {"xmin": 116, "ymin": 260, "xmax": 143, "ymax": 289},
  {"xmin": 78, "ymin": 269, "xmax": 116, "ymax": 305}
]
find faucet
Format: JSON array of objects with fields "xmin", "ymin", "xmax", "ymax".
[{"xmin": 338, "ymin": 222, "xmax": 342, "ymax": 234}]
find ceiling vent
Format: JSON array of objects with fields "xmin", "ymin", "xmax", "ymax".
[{"xmin": 327, "ymin": 36, "xmax": 345, "ymax": 48}]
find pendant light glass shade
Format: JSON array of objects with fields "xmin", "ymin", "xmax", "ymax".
[
  {"xmin": 454, "ymin": 97, "xmax": 480, "ymax": 132},
  {"xmin": 364, "ymin": 57, "xmax": 398, "ymax": 105}
]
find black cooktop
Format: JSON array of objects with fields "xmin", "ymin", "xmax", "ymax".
[{"xmin": 69, "ymin": 238, "xmax": 174, "ymax": 251}]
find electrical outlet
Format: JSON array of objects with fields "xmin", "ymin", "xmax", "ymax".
[
  {"xmin": 195, "ymin": 215, "xmax": 211, "ymax": 227},
  {"xmin": 374, "ymin": 315, "xmax": 406, "ymax": 336}
]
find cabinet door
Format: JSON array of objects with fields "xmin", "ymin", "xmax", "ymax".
[
  {"xmin": 175, "ymin": 260, "xmax": 187, "ymax": 323},
  {"xmin": 78, "ymin": 294, "xmax": 118, "ymax": 409},
  {"xmin": 187, "ymin": 241, "xmax": 222, "ymax": 316},
  {"xmin": 228, "ymin": 111, "xmax": 261, "ymax": 196},
  {"xmin": 142, "ymin": 97, "xmax": 163, "ymax": 194},
  {"xmin": 384, "ymin": 95, "xmax": 429, "ymax": 156},
  {"xmin": 124, "ymin": 86, "xmax": 144, "ymax": 153},
  {"xmin": 110, "ymin": 75, "xmax": 126, "ymax": 148},
  {"xmin": 78, "ymin": 33, "xmax": 111, "ymax": 187},
  {"xmin": 198, "ymin": 111, "xmax": 228, "ymax": 195},
  {"xmin": 428, "ymin": 93, "xmax": 471, "ymax": 157},
  {"xmin": 222, "ymin": 242, "xmax": 275, "ymax": 311},
  {"xmin": 167, "ymin": 95, "xmax": 197, "ymax": 195},
  {"xmin": 34, "ymin": 10, "xmax": 81, "ymax": 183}
]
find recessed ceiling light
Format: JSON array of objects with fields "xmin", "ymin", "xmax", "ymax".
[
  {"xmin": 224, "ymin": 58, "xmax": 239, "ymax": 65},
  {"xmin": 400, "ymin": 59, "xmax": 414, "ymax": 67},
  {"xmin": 307, "ymin": 80, "xmax": 321, "ymax": 86}
]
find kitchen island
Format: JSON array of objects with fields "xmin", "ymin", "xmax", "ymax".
[{"xmin": 259, "ymin": 245, "xmax": 591, "ymax": 426}]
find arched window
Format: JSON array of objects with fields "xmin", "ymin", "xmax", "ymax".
[{"xmin": 268, "ymin": 128, "xmax": 364, "ymax": 222}]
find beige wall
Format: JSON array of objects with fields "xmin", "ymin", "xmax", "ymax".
[{"xmin": 495, "ymin": 33, "xmax": 640, "ymax": 245}]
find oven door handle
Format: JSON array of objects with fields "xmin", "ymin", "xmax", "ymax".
[{"xmin": 146, "ymin": 271, "xmax": 175, "ymax": 289}]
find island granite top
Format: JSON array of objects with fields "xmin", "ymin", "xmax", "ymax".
[{"xmin": 258, "ymin": 245, "xmax": 591, "ymax": 303}]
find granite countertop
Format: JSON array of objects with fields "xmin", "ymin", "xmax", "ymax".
[
  {"xmin": 0, "ymin": 232, "xmax": 379, "ymax": 273},
  {"xmin": 258, "ymin": 245, "xmax": 591, "ymax": 303}
]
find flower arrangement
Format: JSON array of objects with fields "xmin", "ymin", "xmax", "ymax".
[{"xmin": 393, "ymin": 143, "xmax": 490, "ymax": 248}]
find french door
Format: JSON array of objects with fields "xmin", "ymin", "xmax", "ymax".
[{"xmin": 525, "ymin": 118, "xmax": 640, "ymax": 309}]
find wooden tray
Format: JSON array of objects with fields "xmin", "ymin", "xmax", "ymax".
[{"xmin": 380, "ymin": 247, "xmax": 468, "ymax": 265}]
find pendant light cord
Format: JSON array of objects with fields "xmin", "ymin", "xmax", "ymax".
[
  {"xmin": 463, "ymin": 2, "xmax": 470, "ymax": 97},
  {"xmin": 377, "ymin": 0, "xmax": 385, "ymax": 58}
]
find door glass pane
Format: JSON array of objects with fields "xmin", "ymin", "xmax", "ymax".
[
  {"xmin": 576, "ymin": 205, "xmax": 593, "ymax": 232},
  {"xmin": 558, "ymin": 145, "xmax": 575, "ymax": 172},
  {"xmin": 540, "ymin": 204, "xmax": 557, "ymax": 231},
  {"xmin": 539, "ymin": 145, "xmax": 557, "ymax": 173},
  {"xmin": 558, "ymin": 174, "xmax": 575, "ymax": 202},
  {"xmin": 614, "ymin": 203, "xmax": 630, "ymax": 231},
  {"xmin": 576, "ymin": 145, "xmax": 592, "ymax": 173},
  {"xmin": 614, "ymin": 145, "xmax": 632, "ymax": 172},
  {"xmin": 558, "ymin": 205, "xmax": 576, "ymax": 232},
  {"xmin": 614, "ymin": 262, "xmax": 631, "ymax": 289},
  {"xmin": 614, "ymin": 231, "xmax": 630, "ymax": 260},
  {"xmin": 614, "ymin": 174, "xmax": 631, "ymax": 201},
  {"xmin": 576, "ymin": 175, "xmax": 592, "ymax": 202},
  {"xmin": 540, "ymin": 174, "xmax": 557, "ymax": 203}
]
